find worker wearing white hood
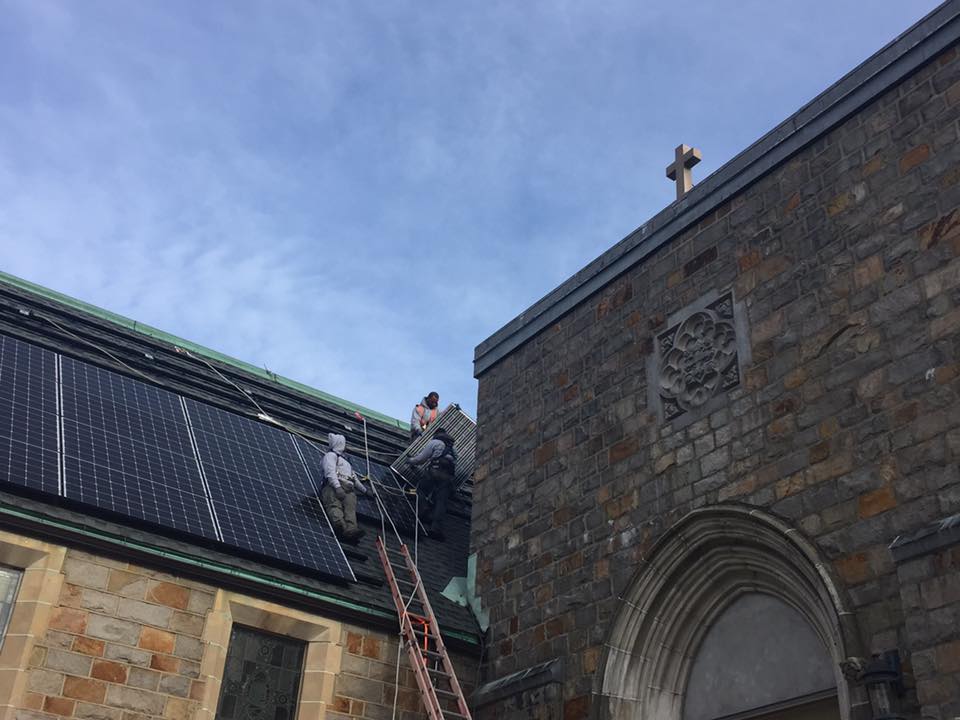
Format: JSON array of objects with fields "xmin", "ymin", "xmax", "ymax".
[{"xmin": 320, "ymin": 433, "xmax": 369, "ymax": 543}]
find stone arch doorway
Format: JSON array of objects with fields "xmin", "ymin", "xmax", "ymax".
[{"xmin": 595, "ymin": 505, "xmax": 868, "ymax": 720}]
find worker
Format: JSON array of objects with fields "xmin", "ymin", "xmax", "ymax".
[
  {"xmin": 410, "ymin": 391, "xmax": 440, "ymax": 440},
  {"xmin": 409, "ymin": 427, "xmax": 457, "ymax": 541},
  {"xmin": 321, "ymin": 433, "xmax": 369, "ymax": 544}
]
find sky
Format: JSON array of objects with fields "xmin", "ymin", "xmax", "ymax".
[{"xmin": 0, "ymin": 0, "xmax": 944, "ymax": 422}]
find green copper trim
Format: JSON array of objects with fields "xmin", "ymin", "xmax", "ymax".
[
  {"xmin": 0, "ymin": 502, "xmax": 479, "ymax": 646},
  {"xmin": 0, "ymin": 271, "xmax": 405, "ymax": 429}
]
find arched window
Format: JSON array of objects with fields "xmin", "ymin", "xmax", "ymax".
[{"xmin": 597, "ymin": 506, "xmax": 869, "ymax": 720}]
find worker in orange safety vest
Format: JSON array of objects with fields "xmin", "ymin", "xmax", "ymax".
[{"xmin": 410, "ymin": 391, "xmax": 440, "ymax": 440}]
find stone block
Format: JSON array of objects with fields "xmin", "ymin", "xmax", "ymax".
[
  {"xmin": 62, "ymin": 677, "xmax": 106, "ymax": 704},
  {"xmin": 104, "ymin": 686, "xmax": 165, "ymax": 715},
  {"xmin": 87, "ymin": 616, "xmax": 140, "ymax": 646},
  {"xmin": 107, "ymin": 571, "xmax": 148, "ymax": 600},
  {"xmin": 173, "ymin": 636, "xmax": 203, "ymax": 662},
  {"xmin": 163, "ymin": 698, "xmax": 193, "ymax": 720},
  {"xmin": 103, "ymin": 645, "xmax": 151, "ymax": 668},
  {"xmin": 125, "ymin": 668, "xmax": 160, "ymax": 692},
  {"xmin": 62, "ymin": 559, "xmax": 110, "ymax": 591},
  {"xmin": 138, "ymin": 628, "xmax": 175, "ymax": 655},
  {"xmin": 158, "ymin": 674, "xmax": 191, "ymax": 699},
  {"xmin": 149, "ymin": 655, "xmax": 180, "ymax": 674},
  {"xmin": 146, "ymin": 583, "xmax": 190, "ymax": 612},
  {"xmin": 42, "ymin": 697, "xmax": 75, "ymax": 717},
  {"xmin": 90, "ymin": 660, "xmax": 128, "ymax": 684},
  {"xmin": 44, "ymin": 650, "xmax": 93, "ymax": 677},
  {"xmin": 49, "ymin": 608, "xmax": 88, "ymax": 635},
  {"xmin": 79, "ymin": 589, "xmax": 118, "ymax": 615},
  {"xmin": 27, "ymin": 670, "xmax": 64, "ymax": 696},
  {"xmin": 71, "ymin": 638, "xmax": 104, "ymax": 658},
  {"xmin": 117, "ymin": 599, "xmax": 173, "ymax": 629},
  {"xmin": 168, "ymin": 613, "xmax": 203, "ymax": 637},
  {"xmin": 185, "ymin": 592, "xmax": 214, "ymax": 616},
  {"xmin": 900, "ymin": 144, "xmax": 931, "ymax": 174},
  {"xmin": 74, "ymin": 703, "xmax": 122, "ymax": 720}
]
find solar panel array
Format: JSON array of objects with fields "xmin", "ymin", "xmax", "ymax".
[
  {"xmin": 0, "ymin": 332, "xmax": 361, "ymax": 582},
  {"xmin": 184, "ymin": 399, "xmax": 351, "ymax": 578}
]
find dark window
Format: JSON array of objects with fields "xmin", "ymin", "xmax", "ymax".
[
  {"xmin": 215, "ymin": 625, "xmax": 306, "ymax": 720},
  {"xmin": 0, "ymin": 565, "xmax": 22, "ymax": 649}
]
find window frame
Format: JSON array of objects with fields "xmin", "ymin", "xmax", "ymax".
[{"xmin": 198, "ymin": 591, "xmax": 344, "ymax": 720}]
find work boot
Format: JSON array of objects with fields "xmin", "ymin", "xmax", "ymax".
[{"xmin": 344, "ymin": 527, "xmax": 365, "ymax": 544}]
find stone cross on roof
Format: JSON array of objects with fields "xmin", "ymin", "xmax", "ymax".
[{"xmin": 666, "ymin": 144, "xmax": 702, "ymax": 200}]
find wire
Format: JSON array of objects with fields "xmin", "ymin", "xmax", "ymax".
[{"xmin": 38, "ymin": 313, "xmax": 162, "ymax": 386}]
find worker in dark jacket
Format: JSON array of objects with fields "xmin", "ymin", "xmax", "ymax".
[
  {"xmin": 409, "ymin": 428, "xmax": 456, "ymax": 540},
  {"xmin": 410, "ymin": 392, "xmax": 440, "ymax": 440}
]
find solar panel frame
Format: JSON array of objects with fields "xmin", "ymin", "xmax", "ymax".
[
  {"xmin": 184, "ymin": 399, "xmax": 355, "ymax": 582},
  {"xmin": 391, "ymin": 404, "xmax": 476, "ymax": 493},
  {"xmin": 59, "ymin": 356, "xmax": 219, "ymax": 540},
  {"xmin": 0, "ymin": 335, "xmax": 60, "ymax": 496}
]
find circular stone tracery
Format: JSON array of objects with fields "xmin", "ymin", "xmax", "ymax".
[{"xmin": 659, "ymin": 309, "xmax": 737, "ymax": 411}]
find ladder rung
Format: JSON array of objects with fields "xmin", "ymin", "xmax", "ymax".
[
  {"xmin": 442, "ymin": 712, "xmax": 469, "ymax": 720},
  {"xmin": 433, "ymin": 689, "xmax": 458, "ymax": 699},
  {"xmin": 427, "ymin": 667, "xmax": 450, "ymax": 677},
  {"xmin": 423, "ymin": 649, "xmax": 445, "ymax": 659}
]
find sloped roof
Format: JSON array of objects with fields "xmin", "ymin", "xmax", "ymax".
[{"xmin": 0, "ymin": 272, "xmax": 480, "ymax": 648}]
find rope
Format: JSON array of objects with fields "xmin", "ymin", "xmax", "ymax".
[
  {"xmin": 38, "ymin": 313, "xmax": 162, "ymax": 386},
  {"xmin": 390, "ymin": 638, "xmax": 403, "ymax": 720}
]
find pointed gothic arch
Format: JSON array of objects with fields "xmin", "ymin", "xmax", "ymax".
[{"xmin": 595, "ymin": 505, "xmax": 870, "ymax": 720}]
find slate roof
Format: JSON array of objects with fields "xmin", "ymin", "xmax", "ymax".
[{"xmin": 0, "ymin": 272, "xmax": 480, "ymax": 649}]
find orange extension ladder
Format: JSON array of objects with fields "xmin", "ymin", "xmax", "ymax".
[{"xmin": 376, "ymin": 538, "xmax": 473, "ymax": 720}]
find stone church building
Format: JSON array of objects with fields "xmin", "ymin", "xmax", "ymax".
[{"xmin": 471, "ymin": 3, "xmax": 960, "ymax": 719}]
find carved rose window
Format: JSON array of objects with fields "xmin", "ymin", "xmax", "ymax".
[{"xmin": 657, "ymin": 293, "xmax": 741, "ymax": 422}]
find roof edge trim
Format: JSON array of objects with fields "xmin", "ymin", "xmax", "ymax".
[
  {"xmin": 0, "ymin": 271, "xmax": 405, "ymax": 429},
  {"xmin": 473, "ymin": 0, "xmax": 960, "ymax": 377},
  {"xmin": 0, "ymin": 501, "xmax": 480, "ymax": 646}
]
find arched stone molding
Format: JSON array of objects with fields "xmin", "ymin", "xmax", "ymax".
[{"xmin": 595, "ymin": 505, "xmax": 869, "ymax": 720}]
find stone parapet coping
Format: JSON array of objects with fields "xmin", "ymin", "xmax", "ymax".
[
  {"xmin": 473, "ymin": 0, "xmax": 960, "ymax": 377},
  {"xmin": 889, "ymin": 513, "xmax": 960, "ymax": 562}
]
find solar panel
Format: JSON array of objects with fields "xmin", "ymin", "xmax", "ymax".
[
  {"xmin": 184, "ymin": 399, "xmax": 354, "ymax": 581},
  {"xmin": 0, "ymin": 335, "xmax": 59, "ymax": 495},
  {"xmin": 59, "ymin": 357, "xmax": 218, "ymax": 539},
  {"xmin": 296, "ymin": 437, "xmax": 419, "ymax": 535},
  {"xmin": 391, "ymin": 404, "xmax": 476, "ymax": 493},
  {"xmin": 0, "ymin": 331, "xmax": 356, "ymax": 583}
]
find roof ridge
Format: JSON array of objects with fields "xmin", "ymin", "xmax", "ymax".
[{"xmin": 0, "ymin": 270, "xmax": 406, "ymax": 430}]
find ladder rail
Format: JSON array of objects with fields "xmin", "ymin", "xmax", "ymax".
[
  {"xmin": 376, "ymin": 537, "xmax": 473, "ymax": 720},
  {"xmin": 397, "ymin": 543, "xmax": 473, "ymax": 720},
  {"xmin": 377, "ymin": 539, "xmax": 446, "ymax": 720}
]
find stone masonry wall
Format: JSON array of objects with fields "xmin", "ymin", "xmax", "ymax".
[
  {"xmin": 472, "ymin": 43, "xmax": 960, "ymax": 720},
  {"xmin": 12, "ymin": 546, "xmax": 474, "ymax": 720},
  {"xmin": 20, "ymin": 549, "xmax": 215, "ymax": 720},
  {"xmin": 330, "ymin": 624, "xmax": 477, "ymax": 720}
]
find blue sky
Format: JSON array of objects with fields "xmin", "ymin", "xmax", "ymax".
[{"xmin": 0, "ymin": 0, "xmax": 943, "ymax": 421}]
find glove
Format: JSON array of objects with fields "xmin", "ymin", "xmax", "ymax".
[{"xmin": 335, "ymin": 486, "xmax": 346, "ymax": 501}]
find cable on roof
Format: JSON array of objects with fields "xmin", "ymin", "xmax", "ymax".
[{"xmin": 37, "ymin": 312, "xmax": 163, "ymax": 387}]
